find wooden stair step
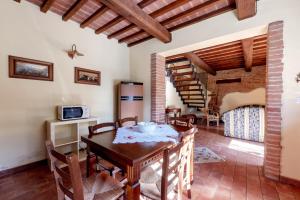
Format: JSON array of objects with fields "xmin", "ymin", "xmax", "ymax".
[
  {"xmin": 178, "ymin": 89, "xmax": 202, "ymax": 92},
  {"xmin": 166, "ymin": 58, "xmax": 188, "ymax": 64},
  {"xmin": 174, "ymin": 78, "xmax": 194, "ymax": 82},
  {"xmin": 188, "ymin": 104, "xmax": 205, "ymax": 107},
  {"xmin": 181, "ymin": 93, "xmax": 203, "ymax": 96},
  {"xmin": 168, "ymin": 65, "xmax": 191, "ymax": 70},
  {"xmin": 184, "ymin": 99, "xmax": 203, "ymax": 102},
  {"xmin": 182, "ymin": 98, "xmax": 204, "ymax": 100},
  {"xmin": 184, "ymin": 99, "xmax": 205, "ymax": 102},
  {"xmin": 176, "ymin": 83, "xmax": 201, "ymax": 87},
  {"xmin": 172, "ymin": 71, "xmax": 193, "ymax": 76}
]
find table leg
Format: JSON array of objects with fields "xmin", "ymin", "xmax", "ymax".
[
  {"xmin": 190, "ymin": 142, "xmax": 194, "ymax": 185},
  {"xmin": 126, "ymin": 164, "xmax": 141, "ymax": 200},
  {"xmin": 86, "ymin": 146, "xmax": 91, "ymax": 177}
]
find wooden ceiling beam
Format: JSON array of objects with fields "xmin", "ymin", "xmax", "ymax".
[
  {"xmin": 80, "ymin": 6, "xmax": 109, "ymax": 28},
  {"xmin": 123, "ymin": 0, "xmax": 221, "ymax": 44},
  {"xmin": 242, "ymin": 38, "xmax": 254, "ymax": 72},
  {"xmin": 127, "ymin": 35, "xmax": 153, "ymax": 47},
  {"xmin": 128, "ymin": 5, "xmax": 235, "ymax": 47},
  {"xmin": 95, "ymin": 16, "xmax": 123, "ymax": 34},
  {"xmin": 108, "ymin": 24, "xmax": 136, "ymax": 39},
  {"xmin": 108, "ymin": 0, "xmax": 190, "ymax": 39},
  {"xmin": 184, "ymin": 53, "xmax": 216, "ymax": 75},
  {"xmin": 63, "ymin": 0, "xmax": 88, "ymax": 21},
  {"xmin": 40, "ymin": 0, "xmax": 56, "ymax": 13},
  {"xmin": 98, "ymin": 0, "xmax": 171, "ymax": 43},
  {"xmin": 137, "ymin": 0, "xmax": 157, "ymax": 8},
  {"xmin": 235, "ymin": 0, "xmax": 257, "ymax": 20},
  {"xmin": 95, "ymin": 0, "xmax": 156, "ymax": 35},
  {"xmin": 162, "ymin": 0, "xmax": 220, "ymax": 26},
  {"xmin": 203, "ymin": 55, "xmax": 244, "ymax": 62},
  {"xmin": 166, "ymin": 35, "xmax": 266, "ymax": 63},
  {"xmin": 198, "ymin": 49, "xmax": 243, "ymax": 58},
  {"xmin": 126, "ymin": 3, "xmax": 235, "ymax": 46},
  {"xmin": 119, "ymin": 30, "xmax": 144, "ymax": 43}
]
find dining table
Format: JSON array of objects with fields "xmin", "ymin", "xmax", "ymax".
[{"xmin": 81, "ymin": 124, "xmax": 194, "ymax": 200}]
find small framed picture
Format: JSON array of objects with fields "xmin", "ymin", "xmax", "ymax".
[
  {"xmin": 9, "ymin": 56, "xmax": 53, "ymax": 81},
  {"xmin": 74, "ymin": 67, "xmax": 101, "ymax": 86}
]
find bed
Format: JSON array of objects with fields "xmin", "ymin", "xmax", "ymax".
[{"xmin": 222, "ymin": 105, "xmax": 265, "ymax": 142}]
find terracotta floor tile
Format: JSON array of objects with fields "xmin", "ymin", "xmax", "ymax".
[{"xmin": 0, "ymin": 124, "xmax": 299, "ymax": 200}]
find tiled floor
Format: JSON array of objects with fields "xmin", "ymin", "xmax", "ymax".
[
  {"xmin": 190, "ymin": 125, "xmax": 300, "ymax": 200},
  {"xmin": 0, "ymin": 125, "xmax": 299, "ymax": 200}
]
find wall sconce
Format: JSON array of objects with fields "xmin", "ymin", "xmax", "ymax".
[
  {"xmin": 67, "ymin": 44, "xmax": 84, "ymax": 59},
  {"xmin": 296, "ymin": 73, "xmax": 300, "ymax": 83}
]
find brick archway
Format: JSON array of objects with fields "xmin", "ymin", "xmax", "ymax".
[{"xmin": 151, "ymin": 21, "xmax": 284, "ymax": 181}]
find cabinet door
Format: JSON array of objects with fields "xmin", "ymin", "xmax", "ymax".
[
  {"xmin": 120, "ymin": 84, "xmax": 143, "ymax": 96},
  {"xmin": 120, "ymin": 100, "xmax": 143, "ymax": 120},
  {"xmin": 118, "ymin": 83, "xmax": 143, "ymax": 120}
]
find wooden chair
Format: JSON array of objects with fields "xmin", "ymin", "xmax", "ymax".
[
  {"xmin": 45, "ymin": 141, "xmax": 124, "ymax": 200},
  {"xmin": 118, "ymin": 116, "xmax": 138, "ymax": 127},
  {"xmin": 203, "ymin": 109, "xmax": 220, "ymax": 126},
  {"xmin": 167, "ymin": 116, "xmax": 193, "ymax": 128},
  {"xmin": 87, "ymin": 122, "xmax": 120, "ymax": 177},
  {"xmin": 140, "ymin": 127, "xmax": 196, "ymax": 200},
  {"xmin": 165, "ymin": 108, "xmax": 181, "ymax": 123},
  {"xmin": 181, "ymin": 114, "xmax": 197, "ymax": 124}
]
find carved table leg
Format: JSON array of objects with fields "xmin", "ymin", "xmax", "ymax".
[{"xmin": 126, "ymin": 164, "xmax": 141, "ymax": 200}]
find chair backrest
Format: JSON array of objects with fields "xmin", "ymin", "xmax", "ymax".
[
  {"xmin": 167, "ymin": 116, "xmax": 193, "ymax": 127},
  {"xmin": 160, "ymin": 127, "xmax": 196, "ymax": 200},
  {"xmin": 181, "ymin": 114, "xmax": 196, "ymax": 124},
  {"xmin": 88, "ymin": 122, "xmax": 116, "ymax": 138},
  {"xmin": 45, "ymin": 141, "xmax": 65, "ymax": 200},
  {"xmin": 165, "ymin": 108, "xmax": 181, "ymax": 118},
  {"xmin": 204, "ymin": 109, "xmax": 219, "ymax": 118},
  {"xmin": 118, "ymin": 116, "xmax": 138, "ymax": 127},
  {"xmin": 50, "ymin": 149, "xmax": 84, "ymax": 200}
]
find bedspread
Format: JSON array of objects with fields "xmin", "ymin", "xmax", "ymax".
[{"xmin": 222, "ymin": 106, "xmax": 265, "ymax": 142}]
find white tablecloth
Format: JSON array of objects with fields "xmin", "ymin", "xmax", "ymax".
[{"xmin": 112, "ymin": 124, "xmax": 179, "ymax": 144}]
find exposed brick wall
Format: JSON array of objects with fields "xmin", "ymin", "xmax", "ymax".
[
  {"xmin": 264, "ymin": 21, "xmax": 284, "ymax": 181},
  {"xmin": 207, "ymin": 66, "xmax": 266, "ymax": 109},
  {"xmin": 151, "ymin": 54, "xmax": 166, "ymax": 123}
]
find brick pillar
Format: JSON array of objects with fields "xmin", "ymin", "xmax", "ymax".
[
  {"xmin": 264, "ymin": 21, "xmax": 284, "ymax": 180},
  {"xmin": 151, "ymin": 53, "xmax": 166, "ymax": 123}
]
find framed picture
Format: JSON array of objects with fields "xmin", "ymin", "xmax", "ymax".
[
  {"xmin": 74, "ymin": 67, "xmax": 101, "ymax": 86},
  {"xmin": 9, "ymin": 56, "xmax": 53, "ymax": 81}
]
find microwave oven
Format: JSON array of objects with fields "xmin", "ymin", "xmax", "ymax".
[{"xmin": 57, "ymin": 105, "xmax": 90, "ymax": 121}]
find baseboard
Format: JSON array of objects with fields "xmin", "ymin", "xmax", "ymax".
[
  {"xmin": 280, "ymin": 175, "xmax": 300, "ymax": 187},
  {"xmin": 0, "ymin": 159, "xmax": 47, "ymax": 179}
]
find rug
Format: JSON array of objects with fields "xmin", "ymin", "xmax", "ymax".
[{"xmin": 194, "ymin": 147, "xmax": 224, "ymax": 163}]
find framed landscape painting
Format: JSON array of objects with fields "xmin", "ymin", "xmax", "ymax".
[
  {"xmin": 74, "ymin": 67, "xmax": 101, "ymax": 86},
  {"xmin": 9, "ymin": 56, "xmax": 53, "ymax": 81}
]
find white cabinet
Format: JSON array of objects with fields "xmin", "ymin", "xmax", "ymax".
[{"xmin": 46, "ymin": 117, "xmax": 99, "ymax": 163}]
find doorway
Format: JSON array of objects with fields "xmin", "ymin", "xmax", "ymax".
[{"xmin": 151, "ymin": 21, "xmax": 284, "ymax": 180}]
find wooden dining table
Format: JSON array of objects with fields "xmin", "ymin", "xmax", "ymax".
[{"xmin": 81, "ymin": 124, "xmax": 193, "ymax": 200}]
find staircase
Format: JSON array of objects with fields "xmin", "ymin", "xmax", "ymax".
[{"xmin": 166, "ymin": 61, "xmax": 208, "ymax": 110}]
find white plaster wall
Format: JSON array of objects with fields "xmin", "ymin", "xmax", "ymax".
[
  {"xmin": 0, "ymin": 1, "xmax": 129, "ymax": 170},
  {"xmin": 130, "ymin": 0, "xmax": 300, "ymax": 180},
  {"xmin": 165, "ymin": 77, "xmax": 186, "ymax": 113}
]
